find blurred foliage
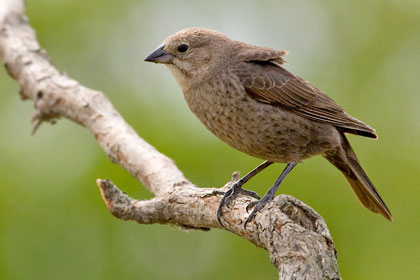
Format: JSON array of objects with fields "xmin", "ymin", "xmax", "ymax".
[{"xmin": 0, "ymin": 0, "xmax": 419, "ymax": 279}]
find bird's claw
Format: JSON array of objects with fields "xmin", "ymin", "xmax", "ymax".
[
  {"xmin": 244, "ymin": 194, "xmax": 274, "ymax": 228},
  {"xmin": 245, "ymin": 200, "xmax": 258, "ymax": 212},
  {"xmin": 226, "ymin": 187, "xmax": 260, "ymax": 206},
  {"xmin": 217, "ymin": 183, "xmax": 260, "ymax": 227}
]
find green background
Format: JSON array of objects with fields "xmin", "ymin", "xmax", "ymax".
[{"xmin": 1, "ymin": 0, "xmax": 419, "ymax": 279}]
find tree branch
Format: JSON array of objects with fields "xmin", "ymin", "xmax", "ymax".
[{"xmin": 0, "ymin": 1, "xmax": 341, "ymax": 279}]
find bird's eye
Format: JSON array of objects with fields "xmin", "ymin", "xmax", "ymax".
[{"xmin": 177, "ymin": 44, "xmax": 189, "ymax": 53}]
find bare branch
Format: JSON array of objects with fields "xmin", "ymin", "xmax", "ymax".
[
  {"xmin": 97, "ymin": 178, "xmax": 340, "ymax": 279},
  {"xmin": 0, "ymin": 1, "xmax": 341, "ymax": 279}
]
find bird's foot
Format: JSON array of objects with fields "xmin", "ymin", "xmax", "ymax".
[
  {"xmin": 244, "ymin": 193, "xmax": 274, "ymax": 228},
  {"xmin": 217, "ymin": 182, "xmax": 260, "ymax": 227},
  {"xmin": 225, "ymin": 184, "xmax": 260, "ymax": 206}
]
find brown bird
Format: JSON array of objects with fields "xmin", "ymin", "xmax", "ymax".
[{"xmin": 144, "ymin": 27, "xmax": 392, "ymax": 227}]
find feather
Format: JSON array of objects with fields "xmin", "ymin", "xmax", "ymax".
[{"xmin": 233, "ymin": 54, "xmax": 377, "ymax": 139}]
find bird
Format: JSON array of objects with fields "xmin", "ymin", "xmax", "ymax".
[{"xmin": 144, "ymin": 27, "xmax": 392, "ymax": 228}]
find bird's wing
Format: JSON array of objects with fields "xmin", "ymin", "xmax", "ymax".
[{"xmin": 233, "ymin": 56, "xmax": 377, "ymax": 138}]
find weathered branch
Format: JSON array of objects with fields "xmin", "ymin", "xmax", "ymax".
[{"xmin": 0, "ymin": 1, "xmax": 341, "ymax": 279}]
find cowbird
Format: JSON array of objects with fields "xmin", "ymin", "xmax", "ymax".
[{"xmin": 145, "ymin": 27, "xmax": 392, "ymax": 227}]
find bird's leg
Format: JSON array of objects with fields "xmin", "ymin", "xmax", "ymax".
[
  {"xmin": 224, "ymin": 161, "xmax": 275, "ymax": 205},
  {"xmin": 217, "ymin": 161, "xmax": 273, "ymax": 227},
  {"xmin": 244, "ymin": 162, "xmax": 297, "ymax": 228}
]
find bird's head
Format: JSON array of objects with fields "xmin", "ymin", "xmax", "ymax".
[{"xmin": 145, "ymin": 28, "xmax": 233, "ymax": 89}]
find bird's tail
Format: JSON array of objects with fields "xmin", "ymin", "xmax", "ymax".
[{"xmin": 324, "ymin": 133, "xmax": 392, "ymax": 221}]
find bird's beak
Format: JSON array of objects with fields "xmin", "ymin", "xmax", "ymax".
[{"xmin": 144, "ymin": 44, "xmax": 173, "ymax": 64}]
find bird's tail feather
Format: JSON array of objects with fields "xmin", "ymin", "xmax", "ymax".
[{"xmin": 324, "ymin": 133, "xmax": 392, "ymax": 221}]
